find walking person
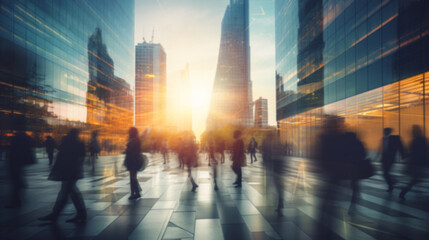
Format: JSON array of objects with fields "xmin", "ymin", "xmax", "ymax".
[
  {"xmin": 379, "ymin": 128, "xmax": 405, "ymax": 192},
  {"xmin": 262, "ymin": 131, "xmax": 285, "ymax": 214},
  {"xmin": 45, "ymin": 136, "xmax": 56, "ymax": 166},
  {"xmin": 124, "ymin": 127, "xmax": 142, "ymax": 200},
  {"xmin": 184, "ymin": 134, "xmax": 199, "ymax": 192},
  {"xmin": 208, "ymin": 137, "xmax": 218, "ymax": 190},
  {"xmin": 217, "ymin": 138, "xmax": 225, "ymax": 164},
  {"xmin": 400, "ymin": 125, "xmax": 427, "ymax": 200},
  {"xmin": 232, "ymin": 130, "xmax": 245, "ymax": 188},
  {"xmin": 345, "ymin": 132, "xmax": 366, "ymax": 214},
  {"xmin": 88, "ymin": 130, "xmax": 100, "ymax": 175},
  {"xmin": 161, "ymin": 139, "xmax": 169, "ymax": 164},
  {"xmin": 5, "ymin": 116, "xmax": 35, "ymax": 208},
  {"xmin": 248, "ymin": 137, "xmax": 258, "ymax": 163},
  {"xmin": 39, "ymin": 128, "xmax": 87, "ymax": 223}
]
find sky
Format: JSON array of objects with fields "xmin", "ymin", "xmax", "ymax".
[{"xmin": 135, "ymin": 0, "xmax": 276, "ymax": 138}]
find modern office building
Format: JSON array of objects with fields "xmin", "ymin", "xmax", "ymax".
[
  {"xmin": 276, "ymin": 0, "xmax": 429, "ymax": 156},
  {"xmin": 135, "ymin": 40, "xmax": 167, "ymax": 131},
  {"xmin": 254, "ymin": 97, "xmax": 268, "ymax": 128},
  {"xmin": 0, "ymin": 0, "xmax": 134, "ymax": 150},
  {"xmin": 207, "ymin": 0, "xmax": 253, "ymax": 130}
]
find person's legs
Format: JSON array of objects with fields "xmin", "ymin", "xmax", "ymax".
[
  {"xmin": 69, "ymin": 180, "xmax": 87, "ymax": 219},
  {"xmin": 349, "ymin": 178, "xmax": 359, "ymax": 213},
  {"xmin": 48, "ymin": 151, "xmax": 53, "ymax": 165},
  {"xmin": 51, "ymin": 181, "xmax": 72, "ymax": 218},
  {"xmin": 382, "ymin": 162, "xmax": 394, "ymax": 191},
  {"xmin": 236, "ymin": 167, "xmax": 242, "ymax": 187},
  {"xmin": 129, "ymin": 170, "xmax": 138, "ymax": 197},
  {"xmin": 400, "ymin": 175, "xmax": 420, "ymax": 199}
]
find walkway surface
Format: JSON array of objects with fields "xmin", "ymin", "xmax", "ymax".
[{"xmin": 0, "ymin": 151, "xmax": 428, "ymax": 240}]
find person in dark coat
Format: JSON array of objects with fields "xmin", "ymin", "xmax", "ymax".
[
  {"xmin": 248, "ymin": 137, "xmax": 258, "ymax": 163},
  {"xmin": 184, "ymin": 134, "xmax": 199, "ymax": 192},
  {"xmin": 232, "ymin": 130, "xmax": 245, "ymax": 188},
  {"xmin": 5, "ymin": 116, "xmax": 35, "ymax": 208},
  {"xmin": 262, "ymin": 131, "xmax": 285, "ymax": 214},
  {"xmin": 124, "ymin": 127, "xmax": 142, "ymax": 200},
  {"xmin": 379, "ymin": 128, "xmax": 404, "ymax": 192},
  {"xmin": 39, "ymin": 128, "xmax": 86, "ymax": 223},
  {"xmin": 400, "ymin": 125, "xmax": 427, "ymax": 199},
  {"xmin": 45, "ymin": 136, "xmax": 56, "ymax": 166},
  {"xmin": 344, "ymin": 132, "xmax": 366, "ymax": 214}
]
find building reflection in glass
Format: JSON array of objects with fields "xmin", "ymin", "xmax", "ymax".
[
  {"xmin": 276, "ymin": 0, "xmax": 429, "ymax": 157},
  {"xmin": 0, "ymin": 0, "xmax": 134, "ymax": 153}
]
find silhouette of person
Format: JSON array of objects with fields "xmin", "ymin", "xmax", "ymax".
[
  {"xmin": 231, "ymin": 130, "xmax": 245, "ymax": 188},
  {"xmin": 315, "ymin": 116, "xmax": 349, "ymax": 239},
  {"xmin": 344, "ymin": 132, "xmax": 366, "ymax": 214},
  {"xmin": 184, "ymin": 134, "xmax": 199, "ymax": 192},
  {"xmin": 177, "ymin": 137, "xmax": 185, "ymax": 169},
  {"xmin": 88, "ymin": 130, "xmax": 100, "ymax": 175},
  {"xmin": 45, "ymin": 136, "xmax": 56, "ymax": 166},
  {"xmin": 400, "ymin": 125, "xmax": 427, "ymax": 199},
  {"xmin": 124, "ymin": 127, "xmax": 142, "ymax": 200},
  {"xmin": 216, "ymin": 137, "xmax": 225, "ymax": 164},
  {"xmin": 208, "ymin": 136, "xmax": 218, "ymax": 190},
  {"xmin": 262, "ymin": 131, "xmax": 285, "ymax": 214},
  {"xmin": 161, "ymin": 139, "xmax": 169, "ymax": 164},
  {"xmin": 248, "ymin": 137, "xmax": 258, "ymax": 163},
  {"xmin": 5, "ymin": 115, "xmax": 35, "ymax": 208},
  {"xmin": 379, "ymin": 128, "xmax": 404, "ymax": 192},
  {"xmin": 39, "ymin": 128, "xmax": 87, "ymax": 223}
]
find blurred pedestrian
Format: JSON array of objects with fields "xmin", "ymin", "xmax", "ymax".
[
  {"xmin": 124, "ymin": 127, "xmax": 142, "ymax": 200},
  {"xmin": 231, "ymin": 130, "xmax": 245, "ymax": 188},
  {"xmin": 208, "ymin": 136, "xmax": 218, "ymax": 190},
  {"xmin": 400, "ymin": 125, "xmax": 427, "ymax": 200},
  {"xmin": 177, "ymin": 137, "xmax": 185, "ymax": 169},
  {"xmin": 217, "ymin": 138, "xmax": 225, "ymax": 164},
  {"xmin": 379, "ymin": 128, "xmax": 404, "ymax": 192},
  {"xmin": 45, "ymin": 136, "xmax": 56, "ymax": 166},
  {"xmin": 5, "ymin": 116, "xmax": 35, "ymax": 208},
  {"xmin": 184, "ymin": 134, "xmax": 199, "ymax": 192},
  {"xmin": 315, "ymin": 116, "xmax": 348, "ymax": 239},
  {"xmin": 88, "ymin": 130, "xmax": 100, "ymax": 175},
  {"xmin": 39, "ymin": 128, "xmax": 86, "ymax": 223},
  {"xmin": 248, "ymin": 137, "xmax": 258, "ymax": 163},
  {"xmin": 161, "ymin": 139, "xmax": 169, "ymax": 164},
  {"xmin": 262, "ymin": 131, "xmax": 285, "ymax": 214},
  {"xmin": 344, "ymin": 132, "xmax": 366, "ymax": 214}
]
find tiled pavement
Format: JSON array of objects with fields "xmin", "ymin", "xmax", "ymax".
[{"xmin": 0, "ymin": 152, "xmax": 428, "ymax": 240}]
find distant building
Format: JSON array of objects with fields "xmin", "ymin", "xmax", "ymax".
[
  {"xmin": 254, "ymin": 97, "xmax": 268, "ymax": 128},
  {"xmin": 207, "ymin": 0, "xmax": 253, "ymax": 130},
  {"xmin": 135, "ymin": 40, "xmax": 167, "ymax": 130}
]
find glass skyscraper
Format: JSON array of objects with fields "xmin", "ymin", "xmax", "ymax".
[
  {"xmin": 276, "ymin": 0, "xmax": 429, "ymax": 156},
  {"xmin": 135, "ymin": 41, "xmax": 167, "ymax": 130},
  {"xmin": 0, "ymin": 0, "xmax": 134, "ymax": 151},
  {"xmin": 207, "ymin": 0, "xmax": 253, "ymax": 130}
]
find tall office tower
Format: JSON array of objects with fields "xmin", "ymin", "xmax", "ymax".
[
  {"xmin": 135, "ymin": 40, "xmax": 167, "ymax": 130},
  {"xmin": 178, "ymin": 64, "xmax": 192, "ymax": 132},
  {"xmin": 254, "ymin": 97, "xmax": 268, "ymax": 128},
  {"xmin": 207, "ymin": 0, "xmax": 253, "ymax": 130},
  {"xmin": 0, "ymin": 0, "xmax": 134, "ymax": 150},
  {"xmin": 276, "ymin": 0, "xmax": 429, "ymax": 156}
]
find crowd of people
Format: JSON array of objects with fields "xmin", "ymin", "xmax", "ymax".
[{"xmin": 2, "ymin": 115, "xmax": 427, "ymax": 228}]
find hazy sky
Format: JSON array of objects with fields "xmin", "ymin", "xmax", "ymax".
[{"xmin": 135, "ymin": 0, "xmax": 275, "ymax": 138}]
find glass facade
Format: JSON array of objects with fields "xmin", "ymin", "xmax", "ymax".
[
  {"xmin": 207, "ymin": 0, "xmax": 253, "ymax": 130},
  {"xmin": 135, "ymin": 41, "xmax": 167, "ymax": 130},
  {"xmin": 0, "ymin": 0, "xmax": 135, "ymax": 152},
  {"xmin": 276, "ymin": 0, "xmax": 429, "ymax": 156}
]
